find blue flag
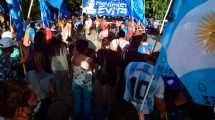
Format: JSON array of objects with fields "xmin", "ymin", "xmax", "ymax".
[
  {"xmin": 132, "ymin": 0, "xmax": 146, "ymax": 25},
  {"xmin": 6, "ymin": 0, "xmax": 20, "ymax": 20},
  {"xmin": 13, "ymin": 19, "xmax": 25, "ymax": 41},
  {"xmin": 6, "ymin": 0, "xmax": 14, "ymax": 4},
  {"xmin": 60, "ymin": 2, "xmax": 71, "ymax": 18},
  {"xmin": 47, "ymin": 0, "xmax": 63, "ymax": 9},
  {"xmin": 39, "ymin": 0, "xmax": 52, "ymax": 27},
  {"xmin": 0, "ymin": 4, "xmax": 4, "ymax": 14},
  {"xmin": 6, "ymin": 0, "xmax": 24, "ymax": 40},
  {"xmin": 156, "ymin": 0, "xmax": 215, "ymax": 106},
  {"xmin": 154, "ymin": 0, "xmax": 183, "ymax": 78}
]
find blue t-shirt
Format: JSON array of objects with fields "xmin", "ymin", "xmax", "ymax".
[
  {"xmin": 138, "ymin": 43, "xmax": 153, "ymax": 55},
  {"xmin": 26, "ymin": 70, "xmax": 53, "ymax": 100},
  {"xmin": 27, "ymin": 27, "xmax": 35, "ymax": 44}
]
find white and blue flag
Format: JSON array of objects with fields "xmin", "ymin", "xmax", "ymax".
[{"xmin": 157, "ymin": 0, "xmax": 215, "ymax": 106}]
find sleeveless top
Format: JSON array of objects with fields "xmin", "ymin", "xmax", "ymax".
[{"xmin": 72, "ymin": 65, "xmax": 92, "ymax": 86}]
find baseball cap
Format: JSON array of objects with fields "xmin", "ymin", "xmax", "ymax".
[{"xmin": 0, "ymin": 31, "xmax": 18, "ymax": 48}]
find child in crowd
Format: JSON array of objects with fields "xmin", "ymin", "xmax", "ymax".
[{"xmin": 71, "ymin": 40, "xmax": 95, "ymax": 120}]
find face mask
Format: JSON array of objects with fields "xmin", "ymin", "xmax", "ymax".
[
  {"xmin": 10, "ymin": 47, "xmax": 20, "ymax": 58},
  {"xmin": 0, "ymin": 47, "xmax": 20, "ymax": 58}
]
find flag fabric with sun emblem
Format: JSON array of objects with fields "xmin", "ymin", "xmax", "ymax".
[{"xmin": 161, "ymin": 0, "xmax": 215, "ymax": 106}]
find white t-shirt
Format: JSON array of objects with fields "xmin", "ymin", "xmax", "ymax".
[
  {"xmin": 98, "ymin": 29, "xmax": 109, "ymax": 40},
  {"xmin": 51, "ymin": 48, "xmax": 69, "ymax": 72},
  {"xmin": 85, "ymin": 18, "xmax": 92, "ymax": 30},
  {"xmin": 124, "ymin": 62, "xmax": 164, "ymax": 114},
  {"xmin": 111, "ymin": 38, "xmax": 130, "ymax": 51},
  {"xmin": 61, "ymin": 22, "xmax": 72, "ymax": 44}
]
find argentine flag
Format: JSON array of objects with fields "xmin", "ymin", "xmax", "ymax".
[{"xmin": 162, "ymin": 0, "xmax": 215, "ymax": 106}]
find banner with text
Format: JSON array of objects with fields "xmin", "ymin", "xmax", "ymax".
[{"xmin": 82, "ymin": 0, "xmax": 131, "ymax": 16}]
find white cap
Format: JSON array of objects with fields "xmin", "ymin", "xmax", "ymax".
[{"xmin": 2, "ymin": 31, "xmax": 12, "ymax": 38}]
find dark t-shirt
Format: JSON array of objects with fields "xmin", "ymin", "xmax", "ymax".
[{"xmin": 0, "ymin": 55, "xmax": 19, "ymax": 80}]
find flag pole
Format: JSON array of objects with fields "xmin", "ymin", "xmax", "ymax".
[
  {"xmin": 159, "ymin": 0, "xmax": 173, "ymax": 34},
  {"xmin": 144, "ymin": 0, "xmax": 145, "ymax": 28},
  {"xmin": 142, "ymin": 0, "xmax": 174, "ymax": 110},
  {"xmin": 20, "ymin": 44, "xmax": 27, "ymax": 75},
  {"xmin": 131, "ymin": 0, "xmax": 135, "ymax": 32},
  {"xmin": 19, "ymin": 2, "xmax": 24, "ymax": 20},
  {"xmin": 81, "ymin": 0, "xmax": 84, "ymax": 16},
  {"xmin": 140, "ymin": 75, "xmax": 155, "ymax": 111},
  {"xmin": 144, "ymin": 0, "xmax": 145, "ymax": 16},
  {"xmin": 9, "ymin": 15, "xmax": 12, "ymax": 31},
  {"xmin": 152, "ymin": 0, "xmax": 173, "ymax": 52},
  {"xmin": 27, "ymin": 0, "xmax": 34, "ymax": 19},
  {"xmin": 21, "ymin": 0, "xmax": 34, "ymax": 75},
  {"xmin": 143, "ymin": 0, "xmax": 174, "ymax": 105}
]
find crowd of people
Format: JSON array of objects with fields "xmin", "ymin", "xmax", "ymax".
[{"xmin": 0, "ymin": 14, "xmax": 214, "ymax": 120}]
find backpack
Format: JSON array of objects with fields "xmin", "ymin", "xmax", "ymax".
[
  {"xmin": 96, "ymin": 60, "xmax": 109, "ymax": 85},
  {"xmin": 116, "ymin": 39, "xmax": 123, "ymax": 53},
  {"xmin": 96, "ymin": 50, "xmax": 117, "ymax": 86}
]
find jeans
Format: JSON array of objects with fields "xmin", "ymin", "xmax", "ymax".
[
  {"xmin": 72, "ymin": 82, "xmax": 93, "ymax": 119},
  {"xmin": 51, "ymin": 72, "xmax": 72, "ymax": 120}
]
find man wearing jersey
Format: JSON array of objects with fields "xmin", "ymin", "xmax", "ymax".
[{"xmin": 124, "ymin": 53, "xmax": 166, "ymax": 120}]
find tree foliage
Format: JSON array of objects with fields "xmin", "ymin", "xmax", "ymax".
[
  {"xmin": 145, "ymin": 0, "xmax": 170, "ymax": 20},
  {"xmin": 66, "ymin": 0, "xmax": 82, "ymax": 15},
  {"xmin": 20, "ymin": 0, "xmax": 40, "ymax": 20}
]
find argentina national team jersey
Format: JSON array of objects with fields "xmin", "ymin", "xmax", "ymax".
[{"xmin": 124, "ymin": 62, "xmax": 164, "ymax": 114}]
